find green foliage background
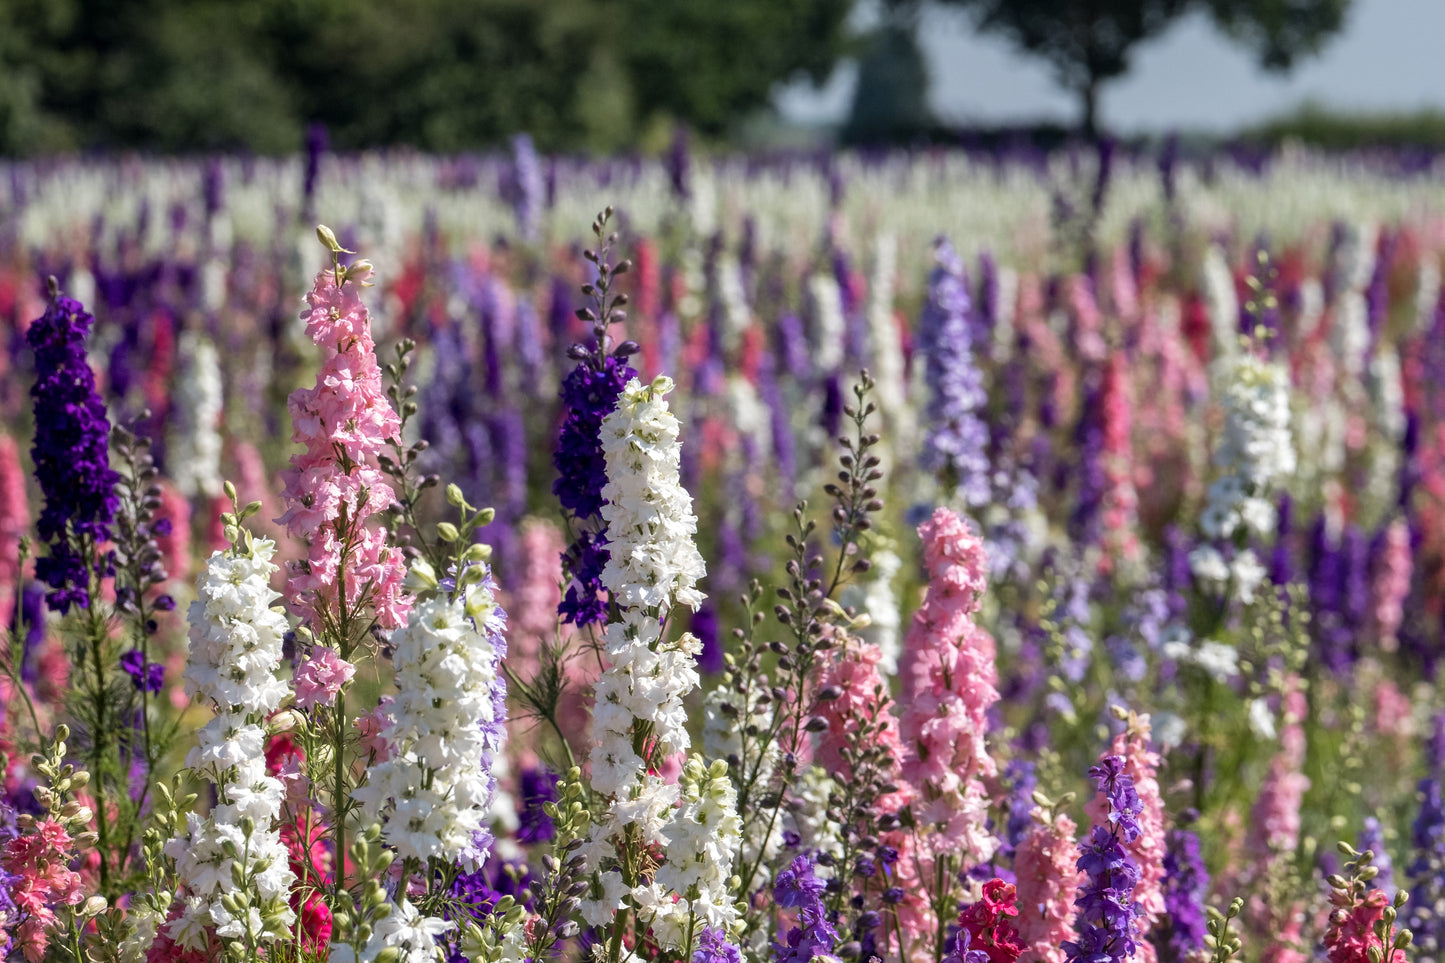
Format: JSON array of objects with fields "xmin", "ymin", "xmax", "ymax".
[{"xmin": 0, "ymin": 0, "xmax": 853, "ymax": 155}]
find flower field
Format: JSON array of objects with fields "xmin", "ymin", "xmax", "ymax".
[{"xmin": 0, "ymin": 142, "xmax": 1444, "ymax": 963}]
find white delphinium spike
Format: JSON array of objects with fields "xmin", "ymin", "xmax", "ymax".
[
  {"xmin": 168, "ymin": 332, "xmax": 225, "ymax": 498},
  {"xmin": 329, "ymin": 898, "xmax": 455, "ymax": 963},
  {"xmin": 1201, "ymin": 244, "xmax": 1238, "ymax": 360},
  {"xmin": 809, "ymin": 272, "xmax": 845, "ymax": 374},
  {"xmin": 163, "ymin": 531, "xmax": 296, "ymax": 952},
  {"xmin": 584, "ymin": 375, "xmax": 741, "ymax": 956},
  {"xmin": 351, "ymin": 559, "xmax": 508, "ymax": 870},
  {"xmin": 1197, "ymin": 348, "xmax": 1295, "ymax": 546}
]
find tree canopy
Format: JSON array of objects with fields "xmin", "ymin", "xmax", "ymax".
[
  {"xmin": 935, "ymin": 0, "xmax": 1352, "ymax": 136},
  {"xmin": 0, "ymin": 0, "xmax": 853, "ymax": 155}
]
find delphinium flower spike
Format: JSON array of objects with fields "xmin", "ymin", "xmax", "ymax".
[
  {"xmin": 1064, "ymin": 755, "xmax": 1144, "ymax": 963},
  {"xmin": 581, "ymin": 373, "xmax": 739, "ymax": 961},
  {"xmin": 26, "ymin": 277, "xmax": 119, "ymax": 615},
  {"xmin": 553, "ymin": 207, "xmax": 639, "ymax": 628}
]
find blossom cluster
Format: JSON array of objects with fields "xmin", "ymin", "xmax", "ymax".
[
  {"xmin": 353, "ymin": 562, "xmax": 509, "ymax": 868},
  {"xmin": 26, "ymin": 290, "xmax": 119, "ymax": 613},
  {"xmin": 158, "ymin": 536, "xmax": 296, "ymax": 953},
  {"xmin": 277, "ymin": 268, "xmax": 408, "ymax": 631}
]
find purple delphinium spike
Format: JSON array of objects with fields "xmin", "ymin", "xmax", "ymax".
[
  {"xmin": 1407, "ymin": 713, "xmax": 1445, "ymax": 959},
  {"xmin": 509, "ymin": 133, "xmax": 545, "ymax": 243},
  {"xmin": 1064, "ymin": 755, "xmax": 1143, "ymax": 963},
  {"xmin": 302, "ymin": 122, "xmax": 328, "ymax": 218},
  {"xmin": 1005, "ymin": 758, "xmax": 1038, "ymax": 849},
  {"xmin": 691, "ymin": 602, "xmax": 723, "ymax": 675},
  {"xmin": 1156, "ymin": 827, "xmax": 1209, "ymax": 963},
  {"xmin": 516, "ymin": 767, "xmax": 560, "ymax": 846},
  {"xmin": 27, "ymin": 283, "xmax": 120, "ymax": 614},
  {"xmin": 772, "ymin": 854, "xmax": 838, "ymax": 963},
  {"xmin": 693, "ymin": 926, "xmax": 742, "ymax": 963},
  {"xmin": 119, "ymin": 649, "xmax": 165, "ymax": 694},
  {"xmin": 1358, "ymin": 816, "xmax": 1395, "ymax": 897},
  {"xmin": 553, "ymin": 354, "xmax": 636, "ymax": 627},
  {"xmin": 919, "ymin": 239, "xmax": 990, "ymax": 506}
]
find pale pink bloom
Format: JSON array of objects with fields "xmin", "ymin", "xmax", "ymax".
[
  {"xmin": 1259, "ymin": 904, "xmax": 1309, "ymax": 963},
  {"xmin": 1110, "ymin": 245, "xmax": 1140, "ymax": 322},
  {"xmin": 892, "ymin": 508, "xmax": 1002, "ymax": 953},
  {"xmin": 277, "ymin": 270, "xmax": 409, "ymax": 630},
  {"xmin": 1373, "ymin": 677, "xmax": 1415, "ymax": 744},
  {"xmin": 276, "ymin": 755, "xmax": 312, "ymax": 810},
  {"xmin": 0, "ymin": 432, "xmax": 28, "ymax": 604},
  {"xmin": 1369, "ymin": 519, "xmax": 1411, "ymax": 652},
  {"xmin": 1068, "ymin": 274, "xmax": 1107, "ymax": 362},
  {"xmin": 1248, "ymin": 754, "xmax": 1310, "ymax": 859},
  {"xmin": 1014, "ymin": 812, "xmax": 1083, "ymax": 963},
  {"xmin": 155, "ymin": 482, "xmax": 192, "ymax": 584},
  {"xmin": 898, "ymin": 508, "xmax": 998, "ymax": 855},
  {"xmin": 357, "ymin": 699, "xmax": 393, "ymax": 762},
  {"xmin": 813, "ymin": 632, "xmax": 905, "ymax": 781},
  {"xmin": 293, "ymin": 646, "xmax": 356, "ymax": 710},
  {"xmin": 1099, "ymin": 354, "xmax": 1140, "ymax": 573},
  {"xmin": 4, "ymin": 818, "xmax": 86, "ymax": 961}
]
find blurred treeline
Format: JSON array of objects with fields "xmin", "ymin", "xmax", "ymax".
[{"xmin": 0, "ymin": 0, "xmax": 852, "ymax": 155}]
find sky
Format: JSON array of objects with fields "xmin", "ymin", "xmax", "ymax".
[{"xmin": 774, "ymin": 0, "xmax": 1445, "ymax": 133}]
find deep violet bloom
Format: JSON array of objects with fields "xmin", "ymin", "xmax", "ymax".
[
  {"xmin": 1064, "ymin": 756, "xmax": 1143, "ymax": 963},
  {"xmin": 553, "ymin": 351, "xmax": 636, "ymax": 626},
  {"xmin": 27, "ymin": 286, "xmax": 120, "ymax": 613},
  {"xmin": 517, "ymin": 767, "xmax": 560, "ymax": 845},
  {"xmin": 119, "ymin": 648, "xmax": 165, "ymax": 694},
  {"xmin": 1157, "ymin": 828, "xmax": 1210, "ymax": 963},
  {"xmin": 1407, "ymin": 714, "xmax": 1445, "ymax": 960}
]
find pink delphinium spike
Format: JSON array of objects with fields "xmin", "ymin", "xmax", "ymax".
[
  {"xmin": 1260, "ymin": 908, "xmax": 1308, "ymax": 963},
  {"xmin": 892, "ymin": 508, "xmax": 1002, "ymax": 952},
  {"xmin": 1325, "ymin": 889, "xmax": 1407, "ymax": 963},
  {"xmin": 1067, "ymin": 275, "xmax": 1106, "ymax": 363},
  {"xmin": 1099, "ymin": 354, "xmax": 1140, "ymax": 574},
  {"xmin": 898, "ymin": 507, "xmax": 998, "ymax": 844},
  {"xmin": 154, "ymin": 482, "xmax": 192, "ymax": 585},
  {"xmin": 277, "ymin": 269, "xmax": 408, "ymax": 631},
  {"xmin": 0, "ymin": 432, "xmax": 29, "ymax": 622},
  {"xmin": 4, "ymin": 818, "xmax": 87, "ymax": 961},
  {"xmin": 1370, "ymin": 518, "xmax": 1411, "ymax": 652},
  {"xmin": 1013, "ymin": 810, "xmax": 1083, "ymax": 963},
  {"xmin": 813, "ymin": 630, "xmax": 905, "ymax": 781},
  {"xmin": 502, "ymin": 517, "xmax": 593, "ymax": 759},
  {"xmin": 1110, "ymin": 245, "xmax": 1140, "ymax": 323}
]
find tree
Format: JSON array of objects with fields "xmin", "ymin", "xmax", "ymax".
[
  {"xmin": 841, "ymin": 9, "xmax": 937, "ymax": 145},
  {"xmin": 935, "ymin": 0, "xmax": 1352, "ymax": 138},
  {"xmin": 0, "ymin": 0, "xmax": 855, "ymax": 155}
]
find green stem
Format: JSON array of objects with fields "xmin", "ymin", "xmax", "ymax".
[
  {"xmin": 607, "ymin": 907, "xmax": 631, "ymax": 963},
  {"xmin": 85, "ymin": 545, "xmax": 111, "ymax": 894}
]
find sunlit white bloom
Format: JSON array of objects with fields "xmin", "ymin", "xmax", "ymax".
[
  {"xmin": 352, "ymin": 566, "xmax": 507, "ymax": 869},
  {"xmin": 329, "ymin": 898, "xmax": 454, "ymax": 963},
  {"xmin": 809, "ymin": 272, "xmax": 845, "ymax": 373},
  {"xmin": 167, "ymin": 540, "xmax": 296, "ymax": 950},
  {"xmin": 1195, "ymin": 641, "xmax": 1241, "ymax": 683},
  {"xmin": 1152, "ymin": 711, "xmax": 1188, "ymax": 750},
  {"xmin": 168, "ymin": 332, "xmax": 224, "ymax": 498},
  {"xmin": 1249, "ymin": 698, "xmax": 1277, "ymax": 740},
  {"xmin": 585, "ymin": 375, "xmax": 740, "ymax": 952},
  {"xmin": 1188, "ymin": 546, "xmax": 1229, "ymax": 585},
  {"xmin": 1231, "ymin": 549, "xmax": 1266, "ymax": 604}
]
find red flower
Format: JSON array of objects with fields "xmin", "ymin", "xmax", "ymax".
[{"xmin": 958, "ymin": 878, "xmax": 1024, "ymax": 963}]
